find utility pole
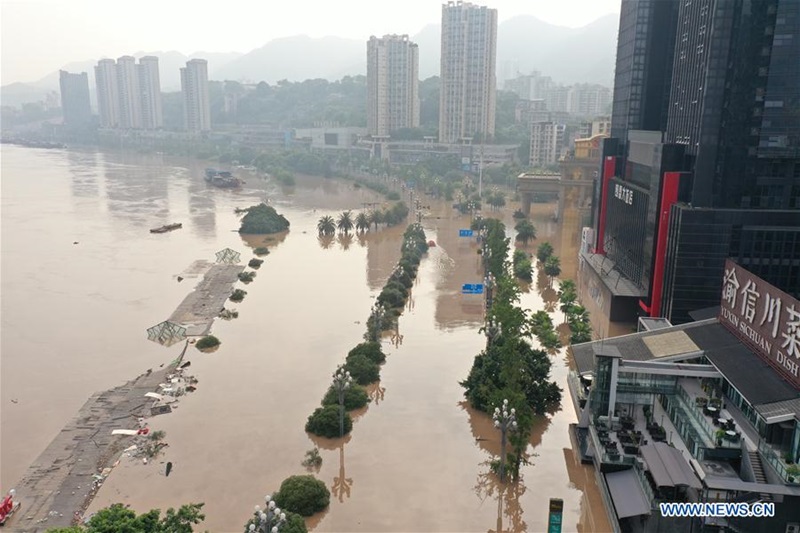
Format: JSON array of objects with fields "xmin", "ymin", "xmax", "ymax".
[{"xmin": 479, "ymin": 143, "xmax": 484, "ymax": 200}]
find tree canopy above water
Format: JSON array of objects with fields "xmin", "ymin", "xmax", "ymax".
[{"xmin": 238, "ymin": 203, "xmax": 290, "ymax": 234}]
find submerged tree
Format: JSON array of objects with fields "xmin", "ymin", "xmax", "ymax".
[
  {"xmin": 337, "ymin": 211, "xmax": 354, "ymax": 235},
  {"xmin": 355, "ymin": 212, "xmax": 370, "ymax": 233},
  {"xmin": 317, "ymin": 215, "xmax": 336, "ymax": 236}
]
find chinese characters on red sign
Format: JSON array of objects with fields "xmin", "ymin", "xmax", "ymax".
[{"xmin": 719, "ymin": 260, "xmax": 800, "ymax": 387}]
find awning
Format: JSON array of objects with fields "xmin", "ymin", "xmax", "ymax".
[
  {"xmin": 605, "ymin": 470, "xmax": 651, "ymax": 519},
  {"xmin": 640, "ymin": 442, "xmax": 702, "ymax": 489}
]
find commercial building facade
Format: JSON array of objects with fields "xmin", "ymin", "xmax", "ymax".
[
  {"xmin": 366, "ymin": 35, "xmax": 419, "ymax": 137},
  {"xmin": 439, "ymin": 1, "xmax": 497, "ymax": 143},
  {"xmin": 570, "ymin": 262, "xmax": 800, "ymax": 532},
  {"xmin": 584, "ymin": 0, "xmax": 800, "ymax": 326}
]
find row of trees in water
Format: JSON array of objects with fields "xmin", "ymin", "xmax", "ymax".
[
  {"xmin": 306, "ymin": 224, "xmax": 429, "ymax": 440},
  {"xmin": 316, "ymin": 204, "xmax": 409, "ymax": 237},
  {"xmin": 460, "ymin": 219, "xmax": 562, "ymax": 481}
]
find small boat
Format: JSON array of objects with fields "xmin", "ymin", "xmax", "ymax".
[{"xmin": 150, "ymin": 223, "xmax": 182, "ymax": 234}]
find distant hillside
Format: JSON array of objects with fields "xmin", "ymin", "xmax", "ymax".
[
  {"xmin": 213, "ymin": 35, "xmax": 365, "ymax": 83},
  {"xmin": 208, "ymin": 14, "xmax": 619, "ymax": 85},
  {"xmin": 1, "ymin": 13, "xmax": 619, "ymax": 107}
]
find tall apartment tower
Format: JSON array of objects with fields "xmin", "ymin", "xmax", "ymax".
[
  {"xmin": 137, "ymin": 56, "xmax": 163, "ymax": 130},
  {"xmin": 366, "ymin": 34, "xmax": 420, "ymax": 137},
  {"xmin": 115, "ymin": 56, "xmax": 142, "ymax": 129},
  {"xmin": 529, "ymin": 121, "xmax": 565, "ymax": 168},
  {"xmin": 180, "ymin": 59, "xmax": 211, "ymax": 133},
  {"xmin": 95, "ymin": 59, "xmax": 119, "ymax": 128},
  {"xmin": 59, "ymin": 70, "xmax": 92, "ymax": 128},
  {"xmin": 439, "ymin": 1, "xmax": 497, "ymax": 144}
]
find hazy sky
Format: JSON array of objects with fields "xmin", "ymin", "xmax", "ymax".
[{"xmin": 1, "ymin": 0, "xmax": 620, "ymax": 84}]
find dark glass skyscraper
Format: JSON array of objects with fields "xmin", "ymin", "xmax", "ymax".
[
  {"xmin": 609, "ymin": 0, "xmax": 678, "ymax": 149},
  {"xmin": 665, "ymin": 0, "xmax": 800, "ymax": 209},
  {"xmin": 588, "ymin": 0, "xmax": 800, "ymax": 325}
]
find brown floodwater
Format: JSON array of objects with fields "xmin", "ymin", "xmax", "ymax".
[{"xmin": 2, "ymin": 145, "xmax": 610, "ymax": 532}]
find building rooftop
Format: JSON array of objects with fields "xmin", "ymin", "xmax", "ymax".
[{"xmin": 573, "ymin": 318, "xmax": 800, "ymax": 408}]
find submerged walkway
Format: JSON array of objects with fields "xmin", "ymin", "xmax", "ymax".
[
  {"xmin": 11, "ymin": 363, "xmax": 178, "ymax": 532},
  {"xmin": 169, "ymin": 263, "xmax": 244, "ymax": 336}
]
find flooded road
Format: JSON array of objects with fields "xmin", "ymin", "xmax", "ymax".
[{"xmin": 2, "ymin": 145, "xmax": 610, "ymax": 532}]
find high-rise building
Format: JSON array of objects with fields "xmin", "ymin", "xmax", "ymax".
[
  {"xmin": 95, "ymin": 59, "xmax": 119, "ymax": 128},
  {"xmin": 439, "ymin": 1, "xmax": 497, "ymax": 143},
  {"xmin": 586, "ymin": 0, "xmax": 800, "ymax": 326},
  {"xmin": 609, "ymin": 0, "xmax": 678, "ymax": 149},
  {"xmin": 181, "ymin": 59, "xmax": 211, "ymax": 133},
  {"xmin": 366, "ymin": 34, "xmax": 419, "ymax": 137},
  {"xmin": 567, "ymin": 84, "xmax": 612, "ymax": 116},
  {"xmin": 530, "ymin": 121, "xmax": 565, "ymax": 168},
  {"xmin": 115, "ymin": 56, "xmax": 142, "ymax": 129},
  {"xmin": 58, "ymin": 70, "xmax": 92, "ymax": 129},
  {"xmin": 137, "ymin": 56, "xmax": 163, "ymax": 130}
]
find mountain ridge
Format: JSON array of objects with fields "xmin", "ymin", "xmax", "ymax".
[{"xmin": 1, "ymin": 13, "xmax": 619, "ymax": 107}]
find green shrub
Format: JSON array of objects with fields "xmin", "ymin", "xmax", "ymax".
[
  {"xmin": 305, "ymin": 405, "xmax": 352, "ymax": 438},
  {"xmin": 248, "ymin": 258, "xmax": 264, "ymax": 269},
  {"xmin": 513, "ymin": 259, "xmax": 532, "ymax": 282},
  {"xmin": 384, "ymin": 280, "xmax": 408, "ymax": 298},
  {"xmin": 377, "ymin": 287, "xmax": 406, "ymax": 309},
  {"xmin": 344, "ymin": 353, "xmax": 381, "ymax": 385},
  {"xmin": 254, "ymin": 247, "xmax": 270, "ymax": 256},
  {"xmin": 238, "ymin": 271, "xmax": 256, "ymax": 283},
  {"xmin": 274, "ymin": 475, "xmax": 330, "ymax": 517},
  {"xmin": 230, "ymin": 289, "xmax": 247, "ymax": 302},
  {"xmin": 387, "ymin": 191, "xmax": 401, "ymax": 201},
  {"xmin": 347, "ymin": 342, "xmax": 386, "ymax": 364},
  {"xmin": 196, "ymin": 335, "xmax": 220, "ymax": 350},
  {"xmin": 322, "ymin": 384, "xmax": 369, "ymax": 410},
  {"xmin": 238, "ymin": 203, "xmax": 290, "ymax": 234}
]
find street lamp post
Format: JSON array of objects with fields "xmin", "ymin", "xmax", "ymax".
[
  {"xmin": 493, "ymin": 399, "xmax": 518, "ymax": 483},
  {"xmin": 250, "ymin": 495, "xmax": 286, "ymax": 533},
  {"xmin": 332, "ymin": 366, "xmax": 352, "ymax": 438}
]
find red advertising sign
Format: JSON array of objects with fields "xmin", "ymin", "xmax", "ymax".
[{"xmin": 719, "ymin": 260, "xmax": 800, "ymax": 389}]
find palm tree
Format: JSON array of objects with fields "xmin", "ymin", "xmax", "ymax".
[
  {"xmin": 536, "ymin": 242, "xmax": 554, "ymax": 263},
  {"xmin": 355, "ymin": 212, "xmax": 370, "ymax": 233},
  {"xmin": 514, "ymin": 220, "xmax": 537, "ymax": 246},
  {"xmin": 368, "ymin": 210, "xmax": 382, "ymax": 231},
  {"xmin": 317, "ymin": 215, "xmax": 336, "ymax": 236},
  {"xmin": 337, "ymin": 211, "xmax": 354, "ymax": 235},
  {"xmin": 544, "ymin": 256, "xmax": 561, "ymax": 286}
]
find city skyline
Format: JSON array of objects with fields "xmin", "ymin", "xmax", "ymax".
[{"xmin": 0, "ymin": 0, "xmax": 620, "ymax": 84}]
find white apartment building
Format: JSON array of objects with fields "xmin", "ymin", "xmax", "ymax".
[
  {"xmin": 95, "ymin": 56, "xmax": 162, "ymax": 130},
  {"xmin": 95, "ymin": 59, "xmax": 119, "ymax": 128},
  {"xmin": 530, "ymin": 121, "xmax": 566, "ymax": 168},
  {"xmin": 439, "ymin": 1, "xmax": 497, "ymax": 144},
  {"xmin": 115, "ymin": 56, "xmax": 142, "ymax": 129},
  {"xmin": 367, "ymin": 34, "xmax": 420, "ymax": 137},
  {"xmin": 181, "ymin": 59, "xmax": 211, "ymax": 133},
  {"xmin": 138, "ymin": 56, "xmax": 163, "ymax": 130}
]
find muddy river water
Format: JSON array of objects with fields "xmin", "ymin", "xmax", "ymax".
[{"xmin": 1, "ymin": 145, "xmax": 611, "ymax": 532}]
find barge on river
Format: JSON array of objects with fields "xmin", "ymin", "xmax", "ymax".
[
  {"xmin": 205, "ymin": 168, "xmax": 243, "ymax": 188},
  {"xmin": 150, "ymin": 223, "xmax": 182, "ymax": 234}
]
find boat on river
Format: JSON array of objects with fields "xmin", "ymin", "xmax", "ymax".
[
  {"xmin": 150, "ymin": 223, "xmax": 182, "ymax": 234},
  {"xmin": 205, "ymin": 168, "xmax": 243, "ymax": 188}
]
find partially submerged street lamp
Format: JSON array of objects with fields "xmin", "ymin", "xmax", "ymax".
[
  {"xmin": 332, "ymin": 366, "xmax": 353, "ymax": 438},
  {"xmin": 250, "ymin": 494, "xmax": 286, "ymax": 533},
  {"xmin": 493, "ymin": 399, "xmax": 518, "ymax": 483}
]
